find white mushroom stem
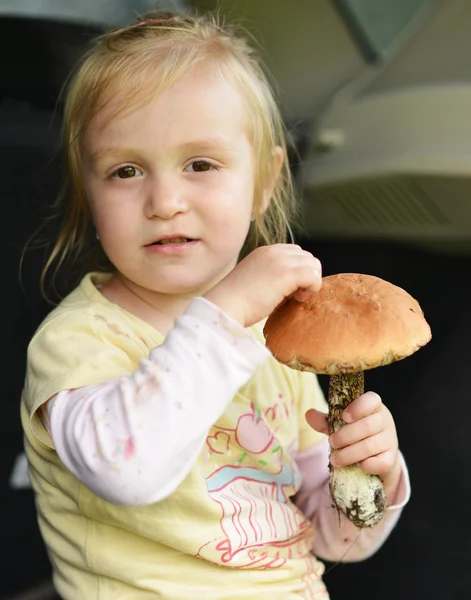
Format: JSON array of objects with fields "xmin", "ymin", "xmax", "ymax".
[{"xmin": 328, "ymin": 372, "xmax": 386, "ymax": 528}]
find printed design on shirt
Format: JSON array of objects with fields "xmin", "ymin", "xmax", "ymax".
[
  {"xmin": 206, "ymin": 431, "xmax": 231, "ymax": 455},
  {"xmin": 300, "ymin": 569, "xmax": 330, "ymax": 600},
  {"xmin": 197, "ymin": 400, "xmax": 316, "ymax": 569},
  {"xmin": 235, "ymin": 403, "xmax": 274, "ymax": 455}
]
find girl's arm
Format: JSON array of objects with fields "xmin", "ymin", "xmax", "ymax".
[
  {"xmin": 46, "ymin": 297, "xmax": 270, "ymax": 506},
  {"xmin": 294, "ymin": 438, "xmax": 410, "ymax": 562}
]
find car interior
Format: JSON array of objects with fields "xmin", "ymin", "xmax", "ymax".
[{"xmin": 2, "ymin": 1, "xmax": 469, "ymax": 598}]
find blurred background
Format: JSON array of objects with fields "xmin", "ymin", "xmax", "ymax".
[{"xmin": 2, "ymin": 1, "xmax": 470, "ymax": 598}]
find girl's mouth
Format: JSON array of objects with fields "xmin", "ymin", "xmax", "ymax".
[
  {"xmin": 153, "ymin": 237, "xmax": 191, "ymax": 245},
  {"xmin": 146, "ymin": 238, "xmax": 199, "ymax": 254}
]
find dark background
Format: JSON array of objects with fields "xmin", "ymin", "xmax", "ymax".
[{"xmin": 2, "ymin": 9, "xmax": 471, "ymax": 600}]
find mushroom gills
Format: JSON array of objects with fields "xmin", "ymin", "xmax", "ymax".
[{"xmin": 328, "ymin": 371, "xmax": 386, "ymax": 528}]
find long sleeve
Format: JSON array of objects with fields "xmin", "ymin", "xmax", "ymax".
[
  {"xmin": 294, "ymin": 438, "xmax": 411, "ymax": 562},
  {"xmin": 48, "ymin": 297, "xmax": 271, "ymax": 506}
]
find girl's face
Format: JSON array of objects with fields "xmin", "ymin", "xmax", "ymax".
[{"xmin": 83, "ymin": 66, "xmax": 268, "ymax": 303}]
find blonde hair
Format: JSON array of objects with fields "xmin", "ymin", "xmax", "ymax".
[{"xmin": 40, "ymin": 8, "xmax": 298, "ymax": 302}]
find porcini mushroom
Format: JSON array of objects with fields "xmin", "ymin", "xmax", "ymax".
[{"xmin": 263, "ymin": 273, "xmax": 431, "ymax": 528}]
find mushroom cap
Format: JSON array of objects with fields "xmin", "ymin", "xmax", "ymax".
[{"xmin": 263, "ymin": 273, "xmax": 432, "ymax": 375}]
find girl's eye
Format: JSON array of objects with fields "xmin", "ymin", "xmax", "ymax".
[
  {"xmin": 187, "ymin": 160, "xmax": 214, "ymax": 173},
  {"xmin": 110, "ymin": 166, "xmax": 142, "ymax": 179}
]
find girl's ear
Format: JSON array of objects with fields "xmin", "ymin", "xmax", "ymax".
[{"xmin": 260, "ymin": 145, "xmax": 284, "ymax": 214}]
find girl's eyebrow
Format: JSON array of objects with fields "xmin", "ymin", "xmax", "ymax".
[
  {"xmin": 178, "ymin": 136, "xmax": 237, "ymax": 151},
  {"xmin": 88, "ymin": 147, "xmax": 141, "ymax": 164},
  {"xmin": 89, "ymin": 137, "xmax": 238, "ymax": 163}
]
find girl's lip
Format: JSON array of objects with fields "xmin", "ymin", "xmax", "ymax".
[
  {"xmin": 145, "ymin": 235, "xmax": 194, "ymax": 245},
  {"xmin": 145, "ymin": 239, "xmax": 200, "ymax": 254}
]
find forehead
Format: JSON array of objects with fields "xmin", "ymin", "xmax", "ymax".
[{"xmin": 85, "ymin": 65, "xmax": 253, "ymax": 151}]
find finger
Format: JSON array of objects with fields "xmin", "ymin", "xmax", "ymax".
[
  {"xmin": 292, "ymin": 265, "xmax": 322, "ymax": 297},
  {"xmin": 330, "ymin": 430, "xmax": 392, "ymax": 468},
  {"xmin": 329, "ymin": 410, "xmax": 386, "ymax": 450},
  {"xmin": 301, "ymin": 252, "xmax": 322, "ymax": 278},
  {"xmin": 342, "ymin": 391, "xmax": 383, "ymax": 423},
  {"xmin": 294, "ymin": 288, "xmax": 314, "ymax": 302},
  {"xmin": 305, "ymin": 408, "xmax": 329, "ymax": 435},
  {"xmin": 358, "ymin": 450, "xmax": 399, "ymax": 476}
]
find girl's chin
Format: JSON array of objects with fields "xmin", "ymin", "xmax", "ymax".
[{"xmin": 122, "ymin": 267, "xmax": 232, "ymax": 297}]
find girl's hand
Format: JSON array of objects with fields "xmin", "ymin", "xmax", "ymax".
[
  {"xmin": 306, "ymin": 391, "xmax": 402, "ymax": 500},
  {"xmin": 204, "ymin": 244, "xmax": 322, "ymax": 328}
]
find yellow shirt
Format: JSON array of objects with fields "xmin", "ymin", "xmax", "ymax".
[{"xmin": 21, "ymin": 272, "xmax": 329, "ymax": 599}]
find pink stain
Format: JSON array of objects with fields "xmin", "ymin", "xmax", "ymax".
[{"xmin": 123, "ymin": 437, "xmax": 136, "ymax": 460}]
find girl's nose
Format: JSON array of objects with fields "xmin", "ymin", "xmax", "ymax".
[{"xmin": 145, "ymin": 177, "xmax": 188, "ymax": 220}]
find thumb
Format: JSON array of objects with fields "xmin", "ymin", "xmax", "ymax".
[{"xmin": 305, "ymin": 408, "xmax": 329, "ymax": 435}]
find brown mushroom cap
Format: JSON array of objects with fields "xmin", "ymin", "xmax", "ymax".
[{"xmin": 263, "ymin": 273, "xmax": 432, "ymax": 375}]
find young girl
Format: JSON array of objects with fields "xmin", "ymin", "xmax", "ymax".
[{"xmin": 21, "ymin": 9, "xmax": 410, "ymax": 600}]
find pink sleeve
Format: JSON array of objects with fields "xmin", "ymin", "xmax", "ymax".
[
  {"xmin": 48, "ymin": 297, "xmax": 270, "ymax": 506},
  {"xmin": 295, "ymin": 438, "xmax": 411, "ymax": 562}
]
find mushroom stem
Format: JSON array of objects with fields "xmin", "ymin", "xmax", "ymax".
[
  {"xmin": 327, "ymin": 372, "xmax": 386, "ymax": 528},
  {"xmin": 327, "ymin": 371, "xmax": 365, "ymax": 434}
]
